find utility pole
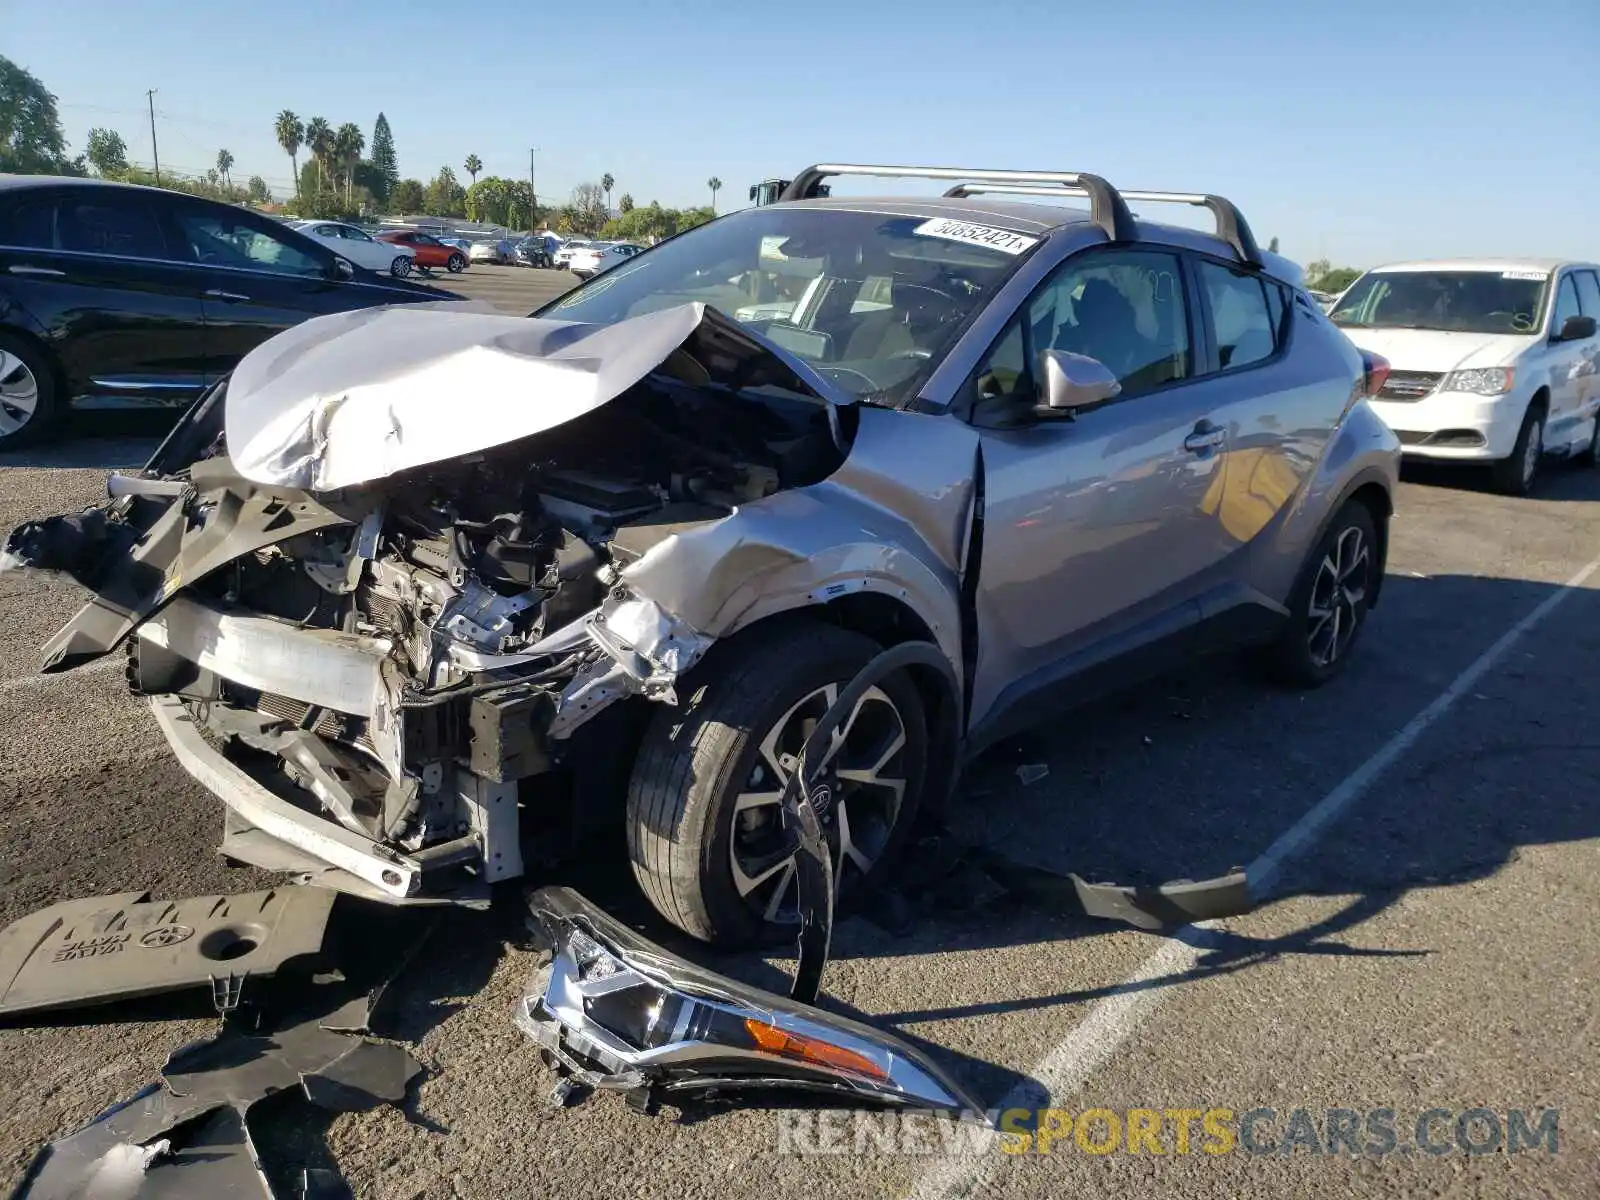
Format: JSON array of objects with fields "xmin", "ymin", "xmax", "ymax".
[
  {"xmin": 146, "ymin": 89, "xmax": 161, "ymax": 184},
  {"xmin": 529, "ymin": 146, "xmax": 539, "ymax": 230}
]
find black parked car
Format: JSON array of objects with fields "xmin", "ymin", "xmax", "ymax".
[
  {"xmin": 0, "ymin": 175, "xmax": 465, "ymax": 448},
  {"xmin": 514, "ymin": 235, "xmax": 553, "ymax": 269}
]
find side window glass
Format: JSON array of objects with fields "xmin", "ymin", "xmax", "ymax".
[
  {"xmin": 1, "ymin": 200, "xmax": 56, "ymax": 248},
  {"xmin": 1551, "ymin": 275, "xmax": 1582, "ymax": 333},
  {"xmin": 1199, "ymin": 260, "xmax": 1277, "ymax": 370},
  {"xmin": 1572, "ymin": 270, "xmax": 1600, "ymax": 318},
  {"xmin": 177, "ymin": 212, "xmax": 325, "ymax": 277},
  {"xmin": 972, "ymin": 248, "xmax": 1191, "ymax": 405},
  {"xmin": 57, "ymin": 199, "xmax": 171, "ymax": 260}
]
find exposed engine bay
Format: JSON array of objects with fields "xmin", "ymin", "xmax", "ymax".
[{"xmin": 5, "ymin": 305, "xmax": 858, "ymax": 908}]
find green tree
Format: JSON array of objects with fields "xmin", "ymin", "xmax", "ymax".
[
  {"xmin": 215, "ymin": 148, "xmax": 234, "ymax": 190},
  {"xmin": 1267, "ymin": 236, "xmax": 1280, "ymax": 254},
  {"xmin": 567, "ymin": 182, "xmax": 606, "ymax": 234},
  {"xmin": 391, "ymin": 178, "xmax": 425, "ymax": 213},
  {"xmin": 707, "ymin": 176, "xmax": 722, "ymax": 211},
  {"xmin": 425, "ymin": 165, "xmax": 465, "ymax": 216},
  {"xmin": 618, "ymin": 192, "xmax": 634, "ymax": 214},
  {"xmin": 85, "ymin": 127, "xmax": 129, "ymax": 177},
  {"xmin": 505, "ymin": 180, "xmax": 532, "ymax": 230},
  {"xmin": 464, "ymin": 153, "xmax": 482, "ymax": 185},
  {"xmin": 601, "ymin": 172, "xmax": 614, "ymax": 214},
  {"xmin": 0, "ymin": 55, "xmax": 79, "ymax": 174},
  {"xmin": 246, "ymin": 175, "xmax": 271, "ymax": 204},
  {"xmin": 304, "ymin": 117, "xmax": 333, "ymax": 194},
  {"xmin": 335, "ymin": 122, "xmax": 363, "ymax": 205},
  {"xmin": 274, "ymin": 110, "xmax": 304, "ymax": 197},
  {"xmin": 1316, "ymin": 266, "xmax": 1361, "ymax": 293},
  {"xmin": 466, "ymin": 175, "xmax": 511, "ymax": 225},
  {"xmin": 368, "ymin": 112, "xmax": 397, "ymax": 203}
]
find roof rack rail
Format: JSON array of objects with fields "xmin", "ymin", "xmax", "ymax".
[
  {"xmin": 779, "ymin": 164, "xmax": 1138, "ymax": 247},
  {"xmin": 943, "ymin": 182, "xmax": 1261, "ymax": 268}
]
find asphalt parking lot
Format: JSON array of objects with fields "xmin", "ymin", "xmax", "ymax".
[{"xmin": 1, "ymin": 264, "xmax": 1596, "ymax": 1198}]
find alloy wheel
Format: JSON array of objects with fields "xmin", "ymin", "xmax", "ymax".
[
  {"xmin": 729, "ymin": 682, "xmax": 909, "ymax": 924},
  {"xmin": 391, "ymin": 255, "xmax": 412, "ymax": 278},
  {"xmin": 0, "ymin": 350, "xmax": 41, "ymax": 438},
  {"xmin": 1307, "ymin": 524, "xmax": 1370, "ymax": 668}
]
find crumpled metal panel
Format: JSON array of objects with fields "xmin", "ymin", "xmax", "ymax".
[
  {"xmin": 0, "ymin": 888, "xmax": 336, "ymax": 1017},
  {"xmin": 224, "ymin": 301, "xmax": 843, "ymax": 493}
]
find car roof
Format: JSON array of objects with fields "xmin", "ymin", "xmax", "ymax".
[
  {"xmin": 771, "ymin": 194, "xmax": 1286, "ymax": 273},
  {"xmin": 1368, "ymin": 257, "xmax": 1594, "ymax": 273}
]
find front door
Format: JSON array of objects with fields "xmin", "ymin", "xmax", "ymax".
[{"xmin": 964, "ymin": 246, "xmax": 1230, "ymax": 733}]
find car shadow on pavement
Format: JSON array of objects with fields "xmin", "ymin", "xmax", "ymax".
[
  {"xmin": 1402, "ymin": 455, "xmax": 1600, "ymax": 502},
  {"xmin": 800, "ymin": 569, "xmax": 1600, "ymax": 1037}
]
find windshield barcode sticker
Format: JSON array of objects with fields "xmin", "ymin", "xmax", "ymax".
[
  {"xmin": 913, "ymin": 218, "xmax": 1039, "ymax": 256},
  {"xmin": 1501, "ymin": 270, "xmax": 1549, "ymax": 280}
]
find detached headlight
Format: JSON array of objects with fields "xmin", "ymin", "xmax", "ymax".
[{"xmin": 1443, "ymin": 367, "xmax": 1515, "ymax": 396}]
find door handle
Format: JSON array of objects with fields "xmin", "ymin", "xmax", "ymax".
[
  {"xmin": 1183, "ymin": 422, "xmax": 1226, "ymax": 453},
  {"xmin": 7, "ymin": 265, "xmax": 66, "ymax": 277},
  {"xmin": 204, "ymin": 288, "xmax": 251, "ymax": 302}
]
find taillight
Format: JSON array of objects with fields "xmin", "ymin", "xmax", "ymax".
[{"xmin": 1361, "ymin": 351, "xmax": 1391, "ymax": 397}]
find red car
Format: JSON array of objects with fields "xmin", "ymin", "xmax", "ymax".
[{"xmin": 376, "ymin": 229, "xmax": 467, "ymax": 273}]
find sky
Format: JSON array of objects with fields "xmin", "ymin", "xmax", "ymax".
[{"xmin": 6, "ymin": 0, "xmax": 1596, "ymax": 267}]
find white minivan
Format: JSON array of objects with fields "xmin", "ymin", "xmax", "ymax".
[{"xmin": 1330, "ymin": 259, "xmax": 1600, "ymax": 494}]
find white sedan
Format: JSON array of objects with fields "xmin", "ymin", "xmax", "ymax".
[
  {"xmin": 568, "ymin": 242, "xmax": 644, "ymax": 280},
  {"xmin": 290, "ymin": 221, "xmax": 417, "ymax": 278}
]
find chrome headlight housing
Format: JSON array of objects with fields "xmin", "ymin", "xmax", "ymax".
[{"xmin": 1443, "ymin": 367, "xmax": 1515, "ymax": 396}]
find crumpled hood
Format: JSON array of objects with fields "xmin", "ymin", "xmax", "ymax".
[
  {"xmin": 1339, "ymin": 326, "xmax": 1535, "ymax": 374},
  {"xmin": 225, "ymin": 301, "xmax": 841, "ymax": 491}
]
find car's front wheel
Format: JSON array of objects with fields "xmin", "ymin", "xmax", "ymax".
[
  {"xmin": 447, "ymin": 253, "xmax": 466, "ymax": 273},
  {"xmin": 390, "ymin": 255, "xmax": 412, "ymax": 278},
  {"xmin": 0, "ymin": 333, "xmax": 60, "ymax": 450},
  {"xmin": 626, "ymin": 621, "xmax": 928, "ymax": 947},
  {"xmin": 1261, "ymin": 500, "xmax": 1379, "ymax": 687},
  {"xmin": 1491, "ymin": 404, "xmax": 1544, "ymax": 495}
]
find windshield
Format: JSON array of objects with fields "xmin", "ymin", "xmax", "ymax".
[
  {"xmin": 1330, "ymin": 269, "xmax": 1548, "ymax": 335},
  {"xmin": 542, "ymin": 208, "xmax": 1038, "ymax": 404}
]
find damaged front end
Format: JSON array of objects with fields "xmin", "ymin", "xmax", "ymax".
[{"xmin": 3, "ymin": 302, "xmax": 857, "ymax": 906}]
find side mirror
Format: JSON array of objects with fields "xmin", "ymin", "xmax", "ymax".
[
  {"xmin": 1555, "ymin": 314, "xmax": 1597, "ymax": 342},
  {"xmin": 330, "ymin": 256, "xmax": 355, "ymax": 281},
  {"xmin": 1036, "ymin": 349, "xmax": 1121, "ymax": 419}
]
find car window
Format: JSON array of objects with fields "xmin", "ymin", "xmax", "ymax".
[
  {"xmin": 416, "ymin": 234, "xmax": 439, "ymax": 246},
  {"xmin": 0, "ymin": 199, "xmax": 56, "ymax": 248},
  {"xmin": 1571, "ymin": 270, "xmax": 1600, "ymax": 318},
  {"xmin": 971, "ymin": 248, "xmax": 1191, "ymax": 404},
  {"xmin": 57, "ymin": 198, "xmax": 172, "ymax": 260},
  {"xmin": 1551, "ymin": 274, "xmax": 1582, "ymax": 333},
  {"xmin": 1198, "ymin": 259, "xmax": 1278, "ymax": 370},
  {"xmin": 1332, "ymin": 270, "xmax": 1546, "ymax": 335},
  {"xmin": 176, "ymin": 211, "xmax": 326, "ymax": 277}
]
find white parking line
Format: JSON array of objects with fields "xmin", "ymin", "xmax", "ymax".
[{"xmin": 911, "ymin": 550, "xmax": 1600, "ymax": 1200}]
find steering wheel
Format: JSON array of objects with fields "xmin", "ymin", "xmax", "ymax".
[{"xmin": 817, "ymin": 364, "xmax": 879, "ymax": 392}]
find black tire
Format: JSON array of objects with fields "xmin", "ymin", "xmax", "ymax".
[
  {"xmin": 1260, "ymin": 500, "xmax": 1379, "ymax": 688},
  {"xmin": 0, "ymin": 332, "xmax": 63, "ymax": 450},
  {"xmin": 389, "ymin": 255, "xmax": 412, "ymax": 278},
  {"xmin": 446, "ymin": 253, "xmax": 466, "ymax": 273},
  {"xmin": 626, "ymin": 621, "xmax": 928, "ymax": 947},
  {"xmin": 1490, "ymin": 403, "xmax": 1544, "ymax": 495},
  {"xmin": 1578, "ymin": 412, "xmax": 1600, "ymax": 469}
]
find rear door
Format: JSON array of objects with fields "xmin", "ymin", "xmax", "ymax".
[{"xmin": 0, "ymin": 185, "xmax": 210, "ymax": 406}]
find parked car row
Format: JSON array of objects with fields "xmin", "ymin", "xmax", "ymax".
[{"xmin": 0, "ymin": 175, "xmax": 464, "ymax": 447}]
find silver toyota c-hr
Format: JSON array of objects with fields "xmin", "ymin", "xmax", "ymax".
[{"xmin": 6, "ymin": 164, "xmax": 1400, "ymax": 947}]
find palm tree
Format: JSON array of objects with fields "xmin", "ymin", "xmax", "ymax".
[
  {"xmin": 305, "ymin": 117, "xmax": 333, "ymax": 195},
  {"xmin": 601, "ymin": 172, "xmax": 614, "ymax": 215},
  {"xmin": 215, "ymin": 148, "xmax": 234, "ymax": 192},
  {"xmin": 274, "ymin": 111, "xmax": 303, "ymax": 198},
  {"xmin": 335, "ymin": 122, "xmax": 364, "ymax": 206},
  {"xmin": 707, "ymin": 176, "xmax": 722, "ymax": 212},
  {"xmin": 464, "ymin": 154, "xmax": 482, "ymax": 185}
]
